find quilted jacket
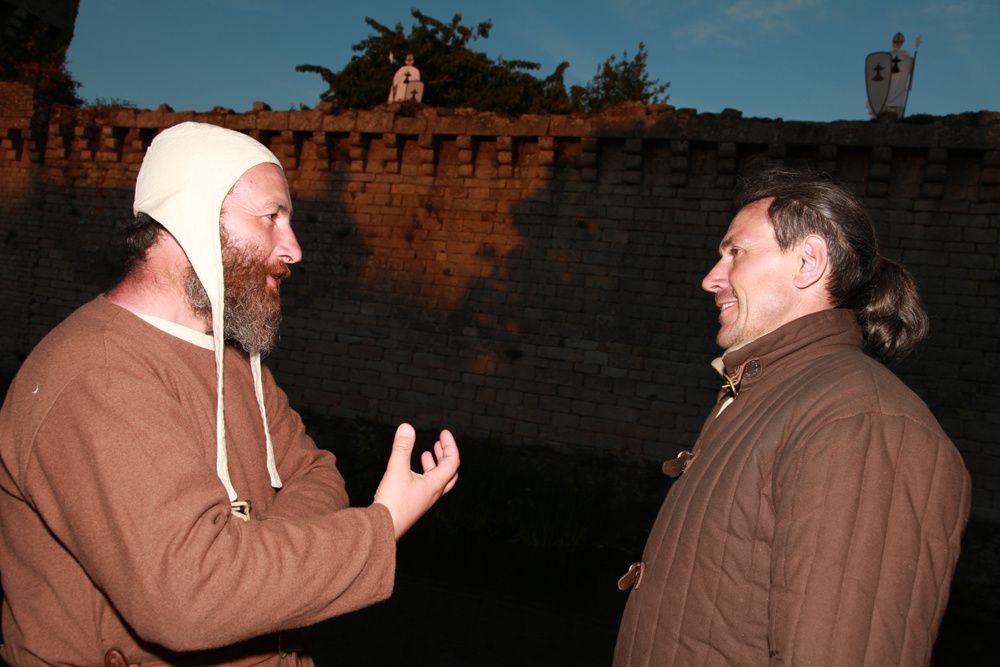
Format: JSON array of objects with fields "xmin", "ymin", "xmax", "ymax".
[{"xmin": 614, "ymin": 309, "xmax": 971, "ymax": 666}]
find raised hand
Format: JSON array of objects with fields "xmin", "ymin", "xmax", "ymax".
[{"xmin": 373, "ymin": 423, "xmax": 460, "ymax": 539}]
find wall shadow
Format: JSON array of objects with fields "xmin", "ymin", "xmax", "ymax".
[{"xmin": 296, "ymin": 114, "xmax": 1000, "ymax": 665}]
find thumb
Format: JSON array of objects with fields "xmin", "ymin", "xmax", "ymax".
[{"xmin": 387, "ymin": 423, "xmax": 416, "ymax": 472}]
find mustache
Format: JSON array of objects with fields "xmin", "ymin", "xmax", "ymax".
[{"xmin": 270, "ymin": 262, "xmax": 291, "ymax": 281}]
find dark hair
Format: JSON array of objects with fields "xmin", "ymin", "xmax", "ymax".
[
  {"xmin": 735, "ymin": 163, "xmax": 929, "ymax": 364},
  {"xmin": 120, "ymin": 211, "xmax": 165, "ymax": 275}
]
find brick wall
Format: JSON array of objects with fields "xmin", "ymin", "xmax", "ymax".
[{"xmin": 2, "ymin": 84, "xmax": 998, "ymax": 517}]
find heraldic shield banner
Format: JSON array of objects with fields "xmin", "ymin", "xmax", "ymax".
[{"xmin": 866, "ymin": 51, "xmax": 893, "ymax": 115}]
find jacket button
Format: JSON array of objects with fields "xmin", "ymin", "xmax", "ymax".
[
  {"xmin": 662, "ymin": 449, "xmax": 694, "ymax": 477},
  {"xmin": 617, "ymin": 561, "xmax": 644, "ymax": 591}
]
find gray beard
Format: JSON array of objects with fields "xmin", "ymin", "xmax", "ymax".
[{"xmin": 185, "ymin": 240, "xmax": 283, "ymax": 356}]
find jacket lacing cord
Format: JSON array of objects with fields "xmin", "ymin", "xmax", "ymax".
[
  {"xmin": 713, "ymin": 366, "xmax": 743, "ymax": 420},
  {"xmin": 720, "ymin": 362, "xmax": 747, "ymax": 399},
  {"xmin": 664, "ymin": 361, "xmax": 754, "ymax": 478}
]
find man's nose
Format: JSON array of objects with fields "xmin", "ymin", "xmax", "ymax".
[
  {"xmin": 701, "ymin": 259, "xmax": 727, "ymax": 293},
  {"xmin": 276, "ymin": 227, "xmax": 302, "ymax": 264}
]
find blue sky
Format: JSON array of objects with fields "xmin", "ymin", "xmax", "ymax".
[{"xmin": 66, "ymin": 0, "xmax": 999, "ymax": 121}]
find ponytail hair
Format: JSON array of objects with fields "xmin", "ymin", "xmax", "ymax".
[
  {"xmin": 857, "ymin": 256, "xmax": 929, "ymax": 364},
  {"xmin": 736, "ymin": 162, "xmax": 930, "ymax": 364}
]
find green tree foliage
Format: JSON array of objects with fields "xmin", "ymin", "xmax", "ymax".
[
  {"xmin": 297, "ymin": 9, "xmax": 668, "ymax": 116},
  {"xmin": 0, "ymin": 15, "xmax": 82, "ymax": 106},
  {"xmin": 297, "ymin": 9, "xmax": 573, "ymax": 115},
  {"xmin": 577, "ymin": 42, "xmax": 670, "ymax": 113}
]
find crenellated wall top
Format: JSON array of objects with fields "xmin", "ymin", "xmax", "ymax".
[{"xmin": 2, "ymin": 80, "xmax": 999, "ymax": 161}]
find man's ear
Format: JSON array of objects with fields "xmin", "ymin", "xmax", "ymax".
[{"xmin": 794, "ymin": 233, "xmax": 829, "ymax": 289}]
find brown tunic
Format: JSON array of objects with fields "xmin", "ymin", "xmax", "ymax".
[
  {"xmin": 0, "ymin": 296, "xmax": 396, "ymax": 665},
  {"xmin": 615, "ymin": 309, "xmax": 970, "ymax": 666}
]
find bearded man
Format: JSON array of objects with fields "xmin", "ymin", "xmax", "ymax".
[
  {"xmin": 0, "ymin": 122, "xmax": 459, "ymax": 665},
  {"xmin": 614, "ymin": 165, "xmax": 970, "ymax": 666}
]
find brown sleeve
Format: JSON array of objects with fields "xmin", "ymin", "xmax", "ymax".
[
  {"xmin": 260, "ymin": 367, "xmax": 351, "ymax": 518},
  {"xmin": 22, "ymin": 366, "xmax": 395, "ymax": 653},
  {"xmin": 769, "ymin": 414, "xmax": 970, "ymax": 665}
]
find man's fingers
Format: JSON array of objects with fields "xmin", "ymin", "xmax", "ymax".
[
  {"xmin": 417, "ymin": 441, "xmax": 445, "ymax": 474},
  {"xmin": 439, "ymin": 429, "xmax": 457, "ymax": 454},
  {"xmin": 420, "ymin": 450, "xmax": 436, "ymax": 473},
  {"xmin": 388, "ymin": 423, "xmax": 416, "ymax": 471},
  {"xmin": 426, "ymin": 430, "xmax": 460, "ymax": 482},
  {"xmin": 440, "ymin": 432, "xmax": 459, "ymax": 467},
  {"xmin": 393, "ymin": 422, "xmax": 416, "ymax": 447},
  {"xmin": 388, "ymin": 424, "xmax": 459, "ymax": 486}
]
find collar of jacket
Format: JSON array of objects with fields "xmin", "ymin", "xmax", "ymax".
[{"xmin": 711, "ymin": 309, "xmax": 864, "ymax": 399}]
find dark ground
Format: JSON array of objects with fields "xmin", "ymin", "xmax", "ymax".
[
  {"xmin": 0, "ymin": 414, "xmax": 994, "ymax": 665},
  {"xmin": 299, "ymin": 417, "xmax": 1000, "ymax": 667},
  {"xmin": 301, "ymin": 531, "xmax": 1000, "ymax": 666}
]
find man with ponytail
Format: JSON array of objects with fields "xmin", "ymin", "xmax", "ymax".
[{"xmin": 615, "ymin": 164, "xmax": 970, "ymax": 666}]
